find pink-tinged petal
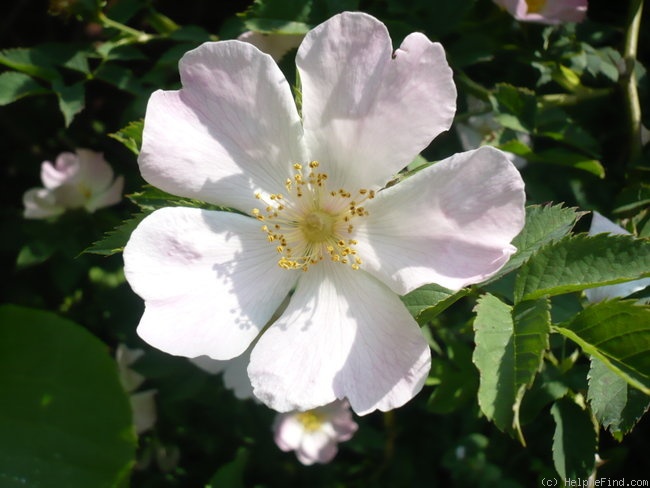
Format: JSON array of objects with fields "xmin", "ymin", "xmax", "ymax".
[
  {"xmin": 585, "ymin": 212, "xmax": 650, "ymax": 302},
  {"xmin": 324, "ymin": 400, "xmax": 358, "ymax": 441},
  {"xmin": 41, "ymin": 152, "xmax": 79, "ymax": 189},
  {"xmin": 22, "ymin": 188, "xmax": 65, "ymax": 219},
  {"xmin": 297, "ymin": 12, "xmax": 456, "ymax": 190},
  {"xmin": 123, "ymin": 207, "xmax": 297, "ymax": 359},
  {"xmin": 237, "ymin": 31, "xmax": 304, "ymax": 62},
  {"xmin": 273, "ymin": 415, "xmax": 305, "ymax": 451},
  {"xmin": 86, "ymin": 175, "xmax": 124, "ymax": 212},
  {"xmin": 298, "ymin": 430, "xmax": 337, "ymax": 465},
  {"xmin": 249, "ymin": 262, "xmax": 431, "ymax": 415},
  {"xmin": 356, "ymin": 146, "xmax": 525, "ymax": 294},
  {"xmin": 139, "ymin": 41, "xmax": 305, "ymax": 213},
  {"xmin": 76, "ymin": 149, "xmax": 115, "ymax": 193}
]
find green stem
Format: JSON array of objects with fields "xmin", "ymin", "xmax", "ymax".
[
  {"xmin": 621, "ymin": 0, "xmax": 644, "ymax": 164},
  {"xmin": 97, "ymin": 11, "xmax": 153, "ymax": 43},
  {"xmin": 538, "ymin": 88, "xmax": 611, "ymax": 109}
]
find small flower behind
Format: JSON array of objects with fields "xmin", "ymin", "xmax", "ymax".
[
  {"xmin": 273, "ymin": 400, "xmax": 358, "ymax": 465},
  {"xmin": 23, "ymin": 149, "xmax": 124, "ymax": 219},
  {"xmin": 492, "ymin": 0, "xmax": 587, "ymax": 25}
]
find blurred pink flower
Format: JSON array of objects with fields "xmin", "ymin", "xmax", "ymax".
[
  {"xmin": 23, "ymin": 149, "xmax": 124, "ymax": 219},
  {"xmin": 492, "ymin": 0, "xmax": 587, "ymax": 24},
  {"xmin": 237, "ymin": 31, "xmax": 304, "ymax": 62},
  {"xmin": 123, "ymin": 12, "xmax": 525, "ymax": 415},
  {"xmin": 273, "ymin": 400, "xmax": 358, "ymax": 465}
]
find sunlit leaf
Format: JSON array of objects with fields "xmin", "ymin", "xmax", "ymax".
[
  {"xmin": 492, "ymin": 204, "xmax": 582, "ymax": 280},
  {"xmin": 473, "ymin": 294, "xmax": 550, "ymax": 440},
  {"xmin": 514, "ymin": 234, "xmax": 650, "ymax": 303},
  {"xmin": 588, "ymin": 357, "xmax": 650, "ymax": 440},
  {"xmin": 553, "ymin": 299, "xmax": 650, "ymax": 394},
  {"xmin": 109, "ymin": 119, "xmax": 144, "ymax": 155},
  {"xmin": 401, "ymin": 283, "xmax": 469, "ymax": 324},
  {"xmin": 84, "ymin": 213, "xmax": 147, "ymax": 256}
]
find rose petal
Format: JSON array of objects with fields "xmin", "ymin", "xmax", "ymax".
[
  {"xmin": 138, "ymin": 41, "xmax": 305, "ymax": 213},
  {"xmin": 76, "ymin": 149, "xmax": 115, "ymax": 193},
  {"xmin": 298, "ymin": 430, "xmax": 337, "ymax": 465},
  {"xmin": 123, "ymin": 207, "xmax": 297, "ymax": 359},
  {"xmin": 273, "ymin": 415, "xmax": 304, "ymax": 452},
  {"xmin": 41, "ymin": 152, "xmax": 79, "ymax": 189},
  {"xmin": 297, "ymin": 12, "xmax": 456, "ymax": 190},
  {"xmin": 249, "ymin": 262, "xmax": 431, "ymax": 415},
  {"xmin": 86, "ymin": 175, "xmax": 124, "ymax": 212},
  {"xmin": 22, "ymin": 188, "xmax": 65, "ymax": 219},
  {"xmin": 355, "ymin": 146, "xmax": 526, "ymax": 294}
]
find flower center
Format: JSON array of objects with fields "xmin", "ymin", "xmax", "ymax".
[
  {"xmin": 252, "ymin": 161, "xmax": 374, "ymax": 272},
  {"xmin": 526, "ymin": 0, "xmax": 546, "ymax": 13},
  {"xmin": 301, "ymin": 211, "xmax": 336, "ymax": 243},
  {"xmin": 296, "ymin": 410, "xmax": 324, "ymax": 432}
]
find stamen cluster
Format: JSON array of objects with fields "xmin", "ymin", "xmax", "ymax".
[{"xmin": 252, "ymin": 161, "xmax": 375, "ymax": 272}]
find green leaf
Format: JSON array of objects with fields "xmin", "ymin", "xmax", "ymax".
[
  {"xmin": 401, "ymin": 283, "xmax": 469, "ymax": 324},
  {"xmin": 426, "ymin": 331, "xmax": 478, "ymax": 414},
  {"xmin": 0, "ymin": 72, "xmax": 48, "ymax": 105},
  {"xmin": 550, "ymin": 399, "xmax": 597, "ymax": 480},
  {"xmin": 493, "ymin": 204, "xmax": 582, "ymax": 279},
  {"xmin": 491, "ymin": 84, "xmax": 537, "ymax": 133},
  {"xmin": 109, "ymin": 119, "xmax": 144, "ymax": 155},
  {"xmin": 205, "ymin": 447, "xmax": 248, "ymax": 488},
  {"xmin": 0, "ymin": 43, "xmax": 92, "ymax": 81},
  {"xmin": 553, "ymin": 300, "xmax": 650, "ymax": 395},
  {"xmin": 95, "ymin": 42, "xmax": 147, "ymax": 61},
  {"xmin": 128, "ymin": 185, "xmax": 228, "ymax": 212},
  {"xmin": 514, "ymin": 234, "xmax": 650, "ymax": 303},
  {"xmin": 588, "ymin": 356, "xmax": 650, "ymax": 440},
  {"xmin": 16, "ymin": 240, "xmax": 56, "ymax": 268},
  {"xmin": 472, "ymin": 294, "xmax": 550, "ymax": 440},
  {"xmin": 94, "ymin": 63, "xmax": 145, "ymax": 95},
  {"xmin": 52, "ymin": 80, "xmax": 85, "ymax": 127},
  {"xmin": 0, "ymin": 47, "xmax": 59, "ymax": 81},
  {"xmin": 84, "ymin": 213, "xmax": 148, "ymax": 256},
  {"xmin": 0, "ymin": 305, "xmax": 136, "ymax": 488},
  {"xmin": 498, "ymin": 140, "xmax": 605, "ymax": 178}
]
